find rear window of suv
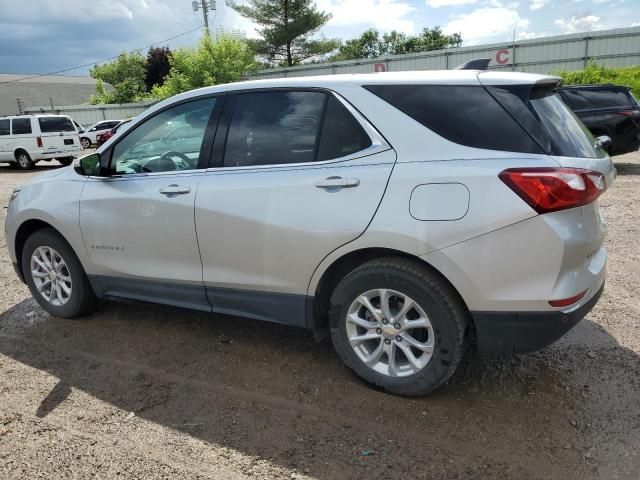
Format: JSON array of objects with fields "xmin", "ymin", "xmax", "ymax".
[
  {"xmin": 561, "ymin": 88, "xmax": 635, "ymax": 110},
  {"xmin": 38, "ymin": 116, "xmax": 76, "ymax": 133},
  {"xmin": 364, "ymin": 84, "xmax": 544, "ymax": 154}
]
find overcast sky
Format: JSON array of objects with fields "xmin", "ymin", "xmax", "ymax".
[{"xmin": 0, "ymin": 0, "xmax": 638, "ymax": 75}]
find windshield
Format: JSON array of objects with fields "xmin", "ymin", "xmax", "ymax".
[{"xmin": 529, "ymin": 89, "xmax": 602, "ymax": 159}]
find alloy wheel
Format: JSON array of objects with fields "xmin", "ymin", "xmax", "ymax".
[
  {"xmin": 346, "ymin": 289, "xmax": 435, "ymax": 377},
  {"xmin": 30, "ymin": 246, "xmax": 73, "ymax": 306}
]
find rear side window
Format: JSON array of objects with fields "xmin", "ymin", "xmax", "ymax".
[
  {"xmin": 364, "ymin": 85, "xmax": 544, "ymax": 154},
  {"xmin": 38, "ymin": 116, "xmax": 75, "ymax": 133},
  {"xmin": 562, "ymin": 89, "xmax": 635, "ymax": 110},
  {"xmin": 317, "ymin": 96, "xmax": 372, "ymax": 161},
  {"xmin": 12, "ymin": 118, "xmax": 32, "ymax": 135},
  {"xmin": 224, "ymin": 91, "xmax": 326, "ymax": 167},
  {"xmin": 0, "ymin": 119, "xmax": 9, "ymax": 136}
]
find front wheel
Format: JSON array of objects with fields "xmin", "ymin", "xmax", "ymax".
[
  {"xmin": 58, "ymin": 157, "xmax": 74, "ymax": 167},
  {"xmin": 22, "ymin": 229, "xmax": 97, "ymax": 318},
  {"xmin": 330, "ymin": 258, "xmax": 468, "ymax": 396},
  {"xmin": 80, "ymin": 138, "xmax": 91, "ymax": 149}
]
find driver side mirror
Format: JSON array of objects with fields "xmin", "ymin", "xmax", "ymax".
[{"xmin": 74, "ymin": 153, "xmax": 103, "ymax": 177}]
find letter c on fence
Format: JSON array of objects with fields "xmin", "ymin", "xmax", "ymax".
[{"xmin": 496, "ymin": 49, "xmax": 510, "ymax": 65}]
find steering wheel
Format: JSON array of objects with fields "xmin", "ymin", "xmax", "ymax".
[{"xmin": 142, "ymin": 151, "xmax": 192, "ymax": 172}]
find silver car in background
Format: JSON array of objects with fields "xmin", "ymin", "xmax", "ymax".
[{"xmin": 5, "ymin": 71, "xmax": 614, "ymax": 395}]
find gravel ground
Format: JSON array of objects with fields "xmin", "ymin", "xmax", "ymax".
[{"xmin": 0, "ymin": 153, "xmax": 638, "ymax": 479}]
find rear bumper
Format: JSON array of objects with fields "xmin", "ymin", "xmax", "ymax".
[{"xmin": 471, "ymin": 282, "xmax": 604, "ymax": 354}]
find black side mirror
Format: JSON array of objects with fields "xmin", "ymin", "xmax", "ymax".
[{"xmin": 74, "ymin": 153, "xmax": 102, "ymax": 176}]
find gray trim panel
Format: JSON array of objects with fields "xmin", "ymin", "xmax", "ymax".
[{"xmin": 90, "ymin": 275, "xmax": 311, "ymax": 328}]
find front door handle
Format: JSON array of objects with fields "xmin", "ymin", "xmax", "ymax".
[
  {"xmin": 315, "ymin": 176, "xmax": 360, "ymax": 191},
  {"xmin": 159, "ymin": 184, "xmax": 191, "ymax": 197}
]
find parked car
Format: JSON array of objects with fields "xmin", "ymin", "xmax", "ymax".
[
  {"xmin": 79, "ymin": 120, "xmax": 122, "ymax": 148},
  {"xmin": 0, "ymin": 114, "xmax": 82, "ymax": 169},
  {"xmin": 96, "ymin": 119, "xmax": 132, "ymax": 147},
  {"xmin": 558, "ymin": 84, "xmax": 640, "ymax": 156},
  {"xmin": 5, "ymin": 71, "xmax": 614, "ymax": 395},
  {"xmin": 71, "ymin": 119, "xmax": 85, "ymax": 133}
]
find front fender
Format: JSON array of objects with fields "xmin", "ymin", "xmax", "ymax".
[{"xmin": 6, "ymin": 177, "xmax": 90, "ymax": 273}]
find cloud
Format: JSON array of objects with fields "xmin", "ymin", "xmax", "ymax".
[
  {"xmin": 315, "ymin": 0, "xmax": 417, "ymax": 33},
  {"xmin": 443, "ymin": 7, "xmax": 529, "ymax": 44},
  {"xmin": 425, "ymin": 0, "xmax": 477, "ymax": 7},
  {"xmin": 530, "ymin": 0, "xmax": 550, "ymax": 10},
  {"xmin": 554, "ymin": 12, "xmax": 603, "ymax": 33}
]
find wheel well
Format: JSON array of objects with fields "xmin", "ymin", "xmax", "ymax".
[
  {"xmin": 14, "ymin": 148, "xmax": 29, "ymax": 160},
  {"xmin": 311, "ymin": 247, "xmax": 472, "ymax": 340},
  {"xmin": 14, "ymin": 220, "xmax": 60, "ymax": 278}
]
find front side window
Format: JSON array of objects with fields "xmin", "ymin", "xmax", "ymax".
[
  {"xmin": 12, "ymin": 118, "xmax": 32, "ymax": 135},
  {"xmin": 111, "ymin": 97, "xmax": 216, "ymax": 174},
  {"xmin": 38, "ymin": 117, "xmax": 75, "ymax": 133},
  {"xmin": 0, "ymin": 119, "xmax": 9, "ymax": 136}
]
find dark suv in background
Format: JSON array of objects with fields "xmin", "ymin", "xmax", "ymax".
[{"xmin": 558, "ymin": 84, "xmax": 640, "ymax": 156}]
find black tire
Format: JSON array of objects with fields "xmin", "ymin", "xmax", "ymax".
[
  {"xmin": 329, "ymin": 258, "xmax": 468, "ymax": 396},
  {"xmin": 22, "ymin": 229, "xmax": 97, "ymax": 318},
  {"xmin": 80, "ymin": 138, "xmax": 91, "ymax": 149},
  {"xmin": 15, "ymin": 150, "xmax": 35, "ymax": 170},
  {"xmin": 58, "ymin": 157, "xmax": 74, "ymax": 167}
]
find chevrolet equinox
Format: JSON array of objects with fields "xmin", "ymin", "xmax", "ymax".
[{"xmin": 5, "ymin": 71, "xmax": 615, "ymax": 396}]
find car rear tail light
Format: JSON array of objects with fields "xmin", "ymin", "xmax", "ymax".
[
  {"xmin": 36, "ymin": 136, "xmax": 43, "ymax": 148},
  {"xmin": 619, "ymin": 110, "xmax": 640, "ymax": 117},
  {"xmin": 499, "ymin": 168, "xmax": 606, "ymax": 214},
  {"xmin": 549, "ymin": 290, "xmax": 588, "ymax": 308}
]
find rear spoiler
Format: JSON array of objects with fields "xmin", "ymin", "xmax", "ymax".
[{"xmin": 455, "ymin": 58, "xmax": 491, "ymax": 71}]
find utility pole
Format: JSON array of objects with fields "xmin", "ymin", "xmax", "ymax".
[{"xmin": 192, "ymin": 1, "xmax": 215, "ymax": 32}]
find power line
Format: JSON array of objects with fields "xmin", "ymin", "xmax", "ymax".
[{"xmin": 0, "ymin": 24, "xmax": 204, "ymax": 86}]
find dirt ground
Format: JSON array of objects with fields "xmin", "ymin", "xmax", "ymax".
[{"xmin": 0, "ymin": 153, "xmax": 638, "ymax": 480}]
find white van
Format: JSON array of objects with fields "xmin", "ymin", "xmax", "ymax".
[{"xmin": 0, "ymin": 115, "xmax": 83, "ymax": 169}]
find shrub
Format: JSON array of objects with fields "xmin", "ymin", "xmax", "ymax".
[{"xmin": 555, "ymin": 63, "xmax": 640, "ymax": 98}]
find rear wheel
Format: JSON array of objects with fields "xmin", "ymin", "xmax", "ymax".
[
  {"xmin": 15, "ymin": 150, "xmax": 35, "ymax": 170},
  {"xmin": 58, "ymin": 157, "xmax": 74, "ymax": 167},
  {"xmin": 80, "ymin": 138, "xmax": 91, "ymax": 149},
  {"xmin": 22, "ymin": 229, "xmax": 97, "ymax": 318},
  {"xmin": 330, "ymin": 258, "xmax": 467, "ymax": 396}
]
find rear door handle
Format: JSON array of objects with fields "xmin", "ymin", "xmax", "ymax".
[
  {"xmin": 315, "ymin": 176, "xmax": 360, "ymax": 190},
  {"xmin": 159, "ymin": 184, "xmax": 191, "ymax": 197}
]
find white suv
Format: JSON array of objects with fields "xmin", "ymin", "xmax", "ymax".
[
  {"xmin": 5, "ymin": 71, "xmax": 614, "ymax": 395},
  {"xmin": 0, "ymin": 115, "xmax": 82, "ymax": 169}
]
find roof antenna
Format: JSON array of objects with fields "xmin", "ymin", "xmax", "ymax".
[{"xmin": 454, "ymin": 58, "xmax": 491, "ymax": 70}]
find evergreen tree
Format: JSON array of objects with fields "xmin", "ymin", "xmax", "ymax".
[
  {"xmin": 227, "ymin": 0, "xmax": 339, "ymax": 66},
  {"xmin": 144, "ymin": 47, "xmax": 172, "ymax": 91}
]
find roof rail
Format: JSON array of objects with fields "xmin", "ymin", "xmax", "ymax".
[{"xmin": 454, "ymin": 58, "xmax": 491, "ymax": 71}]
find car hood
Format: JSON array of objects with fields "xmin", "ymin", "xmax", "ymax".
[{"xmin": 22, "ymin": 166, "xmax": 80, "ymax": 187}]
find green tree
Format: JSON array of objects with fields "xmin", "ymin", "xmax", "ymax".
[
  {"xmin": 144, "ymin": 47, "xmax": 172, "ymax": 91},
  {"xmin": 152, "ymin": 33, "xmax": 258, "ymax": 99},
  {"xmin": 227, "ymin": 0, "xmax": 339, "ymax": 66},
  {"xmin": 333, "ymin": 27, "xmax": 462, "ymax": 61},
  {"xmin": 90, "ymin": 51, "xmax": 146, "ymax": 104}
]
